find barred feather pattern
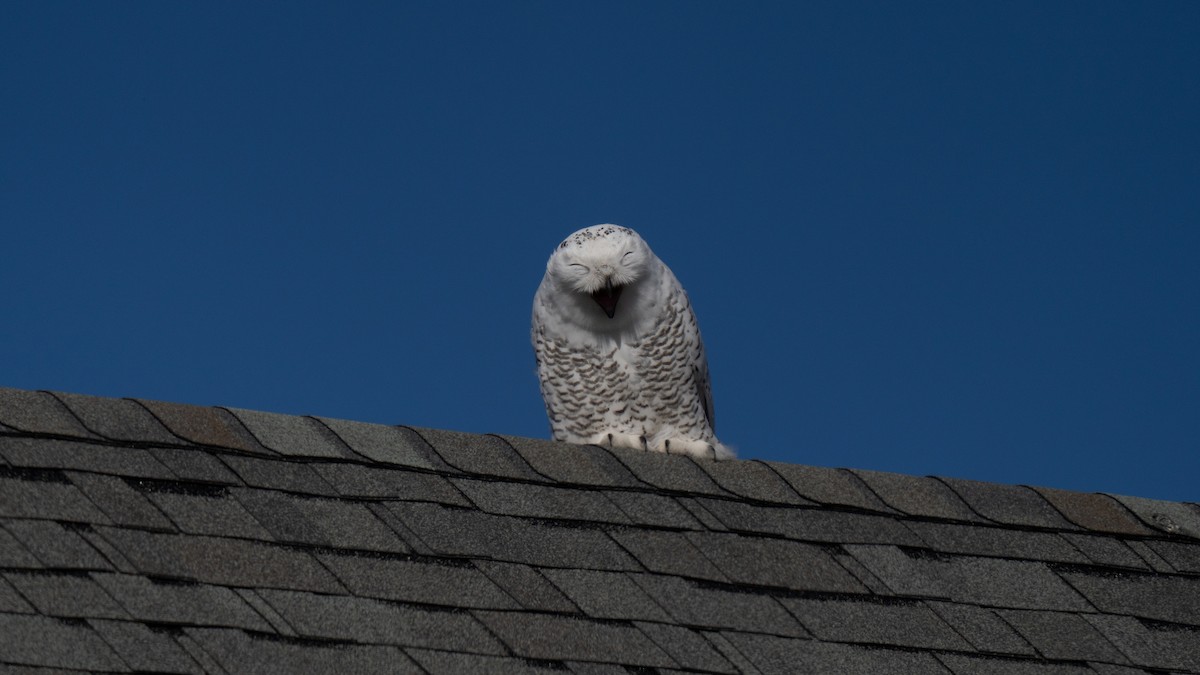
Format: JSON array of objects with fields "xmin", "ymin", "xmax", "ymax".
[{"xmin": 531, "ymin": 225, "xmax": 732, "ymax": 460}]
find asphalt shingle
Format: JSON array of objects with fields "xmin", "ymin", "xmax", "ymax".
[
  {"xmin": 3, "ymin": 519, "xmax": 111, "ymax": 571},
  {"xmin": 317, "ymin": 551, "xmax": 518, "ymax": 609},
  {"xmin": 542, "ymin": 568, "xmax": 672, "ymax": 622},
  {"xmin": 686, "ymin": 531, "xmax": 868, "ymax": 594},
  {"xmin": 474, "ymin": 610, "xmax": 676, "ymax": 667},
  {"xmin": 999, "ymin": 609, "xmax": 1128, "ymax": 663},
  {"xmin": 225, "ymin": 408, "xmax": 353, "ymax": 459},
  {"xmin": 0, "ymin": 613, "xmax": 126, "ymax": 671},
  {"xmin": 1062, "ymin": 569, "xmax": 1200, "ymax": 625},
  {"xmin": 260, "ymin": 589, "xmax": 507, "ymax": 653},
  {"xmin": 315, "ymin": 416, "xmax": 447, "ymax": 471},
  {"xmin": 97, "ymin": 527, "xmax": 344, "ymax": 592},
  {"xmin": 92, "ymin": 573, "xmax": 272, "ymax": 631},
  {"xmin": 6, "ymin": 386, "xmax": 1200, "ymax": 675},
  {"xmin": 453, "ymin": 477, "xmax": 630, "ymax": 524},
  {"xmin": 221, "ymin": 454, "xmax": 337, "ymax": 495},
  {"xmin": 781, "ymin": 596, "xmax": 971, "ymax": 651},
  {"xmin": 939, "ymin": 478, "xmax": 1079, "ymax": 530},
  {"xmin": 88, "ymin": 619, "xmax": 203, "ymax": 674},
  {"xmin": 850, "ymin": 469, "xmax": 985, "ymax": 522},
  {"xmin": 4, "ymin": 571, "xmax": 128, "ymax": 619},
  {"xmin": 187, "ymin": 626, "xmax": 423, "ymax": 675},
  {"xmin": 389, "ymin": 501, "xmax": 639, "ymax": 570},
  {"xmin": 65, "ymin": 472, "xmax": 174, "ymax": 530},
  {"xmin": 2, "ymin": 436, "xmax": 174, "ymax": 480},
  {"xmin": 50, "ymin": 391, "xmax": 179, "ymax": 445},
  {"xmin": 765, "ymin": 463, "xmax": 897, "ymax": 513},
  {"xmin": 632, "ymin": 574, "xmax": 808, "ymax": 637},
  {"xmin": 135, "ymin": 398, "xmax": 267, "ymax": 454},
  {"xmin": 498, "ymin": 434, "xmax": 646, "ymax": 488},
  {"xmin": 0, "ymin": 388, "xmax": 98, "ymax": 439}
]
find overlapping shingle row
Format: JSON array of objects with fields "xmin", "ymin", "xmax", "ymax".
[{"xmin": 1, "ymin": 386, "xmax": 1198, "ymax": 674}]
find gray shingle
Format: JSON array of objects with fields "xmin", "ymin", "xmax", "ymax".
[
  {"xmin": 633, "ymin": 574, "xmax": 807, "ymax": 637},
  {"xmin": 311, "ymin": 462, "xmax": 469, "ymax": 505},
  {"xmin": 542, "ymin": 568, "xmax": 672, "ymax": 622},
  {"xmin": 389, "ymin": 501, "xmax": 639, "ymax": 570},
  {"xmin": 2, "ymin": 436, "xmax": 175, "ymax": 480},
  {"xmin": 1145, "ymin": 539, "xmax": 1200, "ymax": 573},
  {"xmin": 609, "ymin": 528, "xmax": 728, "ymax": 581},
  {"xmin": 407, "ymin": 649, "xmax": 568, "ymax": 675},
  {"xmin": 221, "ymin": 455, "xmax": 337, "ymax": 495},
  {"xmin": 317, "ymin": 552, "xmax": 518, "ymax": 609},
  {"xmin": 65, "ymin": 472, "xmax": 174, "ymax": 530},
  {"xmin": 0, "ymin": 522, "xmax": 46, "ymax": 568},
  {"xmin": 150, "ymin": 447, "xmax": 242, "ymax": 484},
  {"xmin": 934, "ymin": 653, "xmax": 1096, "ymax": 674},
  {"xmin": 604, "ymin": 447, "xmax": 732, "ymax": 496},
  {"xmin": 1062, "ymin": 569, "xmax": 1200, "ymax": 625},
  {"xmin": 454, "ymin": 477, "xmax": 629, "ymax": 524},
  {"xmin": 905, "ymin": 521, "xmax": 1088, "ymax": 563},
  {"xmin": 232, "ymin": 488, "xmax": 406, "ymax": 553},
  {"xmin": 3, "ymin": 519, "xmax": 111, "ymax": 570},
  {"xmin": 1125, "ymin": 540, "xmax": 1176, "ymax": 573},
  {"xmin": 88, "ymin": 619, "xmax": 203, "ymax": 674},
  {"xmin": 97, "ymin": 527, "xmax": 344, "ymax": 592},
  {"xmin": 224, "ymin": 408, "xmax": 353, "ymax": 459},
  {"xmin": 411, "ymin": 427, "xmax": 545, "ymax": 480},
  {"xmin": 634, "ymin": 621, "xmax": 738, "ymax": 674},
  {"xmin": 998, "ymin": 609, "xmax": 1127, "ymax": 663},
  {"xmin": 498, "ymin": 435, "xmax": 646, "ymax": 488},
  {"xmin": 723, "ymin": 631, "xmax": 951, "ymax": 675},
  {"xmin": 260, "ymin": 589, "xmax": 506, "ymax": 653},
  {"xmin": 1083, "ymin": 614, "xmax": 1200, "ymax": 673},
  {"xmin": 851, "ymin": 469, "xmax": 985, "ymax": 522},
  {"xmin": 938, "ymin": 478, "xmax": 1078, "ymax": 530},
  {"xmin": 0, "ymin": 388, "xmax": 98, "ymax": 439},
  {"xmin": 51, "ymin": 391, "xmax": 179, "ymax": 445},
  {"xmin": 605, "ymin": 490, "xmax": 704, "ymax": 529},
  {"xmin": 927, "ymin": 601, "xmax": 1036, "ymax": 656},
  {"xmin": 693, "ymin": 460, "xmax": 812, "ymax": 505},
  {"xmin": 0, "ymin": 613, "xmax": 125, "ymax": 671},
  {"xmin": 0, "ymin": 577, "xmax": 35, "ymax": 613},
  {"xmin": 93, "ymin": 572, "xmax": 272, "ymax": 631},
  {"xmin": 234, "ymin": 588, "xmax": 297, "ymax": 636},
  {"xmin": 135, "ymin": 398, "xmax": 268, "ymax": 454},
  {"xmin": 475, "ymin": 561, "xmax": 578, "ymax": 613},
  {"xmin": 187, "ymin": 626, "xmax": 422, "ymax": 675},
  {"xmin": 315, "ymin": 416, "xmax": 447, "ymax": 470},
  {"xmin": 4, "ymin": 571, "xmax": 128, "ymax": 619},
  {"xmin": 1106, "ymin": 493, "xmax": 1200, "ymax": 538},
  {"xmin": 145, "ymin": 489, "xmax": 274, "ymax": 539},
  {"xmin": 1062, "ymin": 533, "xmax": 1150, "ymax": 570},
  {"xmin": 843, "ymin": 545, "xmax": 950, "ymax": 598},
  {"xmin": 474, "ymin": 610, "xmax": 676, "ymax": 667},
  {"xmin": 940, "ymin": 557, "xmax": 1092, "ymax": 611},
  {"xmin": 765, "ymin": 463, "xmax": 897, "ymax": 513},
  {"xmin": 687, "ymin": 531, "xmax": 868, "ymax": 594},
  {"xmin": 1031, "ymin": 487, "xmax": 1155, "ymax": 536},
  {"xmin": 698, "ymin": 498, "xmax": 923, "ymax": 546},
  {"xmin": 781, "ymin": 597, "xmax": 971, "ymax": 651}
]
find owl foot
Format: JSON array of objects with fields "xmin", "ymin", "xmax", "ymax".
[{"xmin": 588, "ymin": 432, "xmax": 648, "ymax": 452}]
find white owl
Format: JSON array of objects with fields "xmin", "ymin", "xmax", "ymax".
[{"xmin": 532, "ymin": 224, "xmax": 733, "ymax": 460}]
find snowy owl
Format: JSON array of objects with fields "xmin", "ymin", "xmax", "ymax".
[{"xmin": 532, "ymin": 224, "xmax": 733, "ymax": 460}]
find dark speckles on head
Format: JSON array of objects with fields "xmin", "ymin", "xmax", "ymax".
[{"xmin": 558, "ymin": 224, "xmax": 635, "ymax": 251}]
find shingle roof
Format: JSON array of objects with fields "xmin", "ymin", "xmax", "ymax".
[{"xmin": 1, "ymin": 385, "xmax": 1198, "ymax": 674}]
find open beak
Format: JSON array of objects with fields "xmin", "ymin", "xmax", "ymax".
[{"xmin": 591, "ymin": 278, "xmax": 623, "ymax": 318}]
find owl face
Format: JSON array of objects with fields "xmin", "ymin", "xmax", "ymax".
[{"xmin": 548, "ymin": 225, "xmax": 651, "ymax": 318}]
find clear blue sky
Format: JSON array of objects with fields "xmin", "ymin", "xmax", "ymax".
[{"xmin": 3, "ymin": 2, "xmax": 1197, "ymax": 501}]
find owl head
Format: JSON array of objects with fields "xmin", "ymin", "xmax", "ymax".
[{"xmin": 545, "ymin": 224, "xmax": 653, "ymax": 319}]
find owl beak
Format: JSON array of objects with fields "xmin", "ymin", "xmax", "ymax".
[{"xmin": 591, "ymin": 279, "xmax": 622, "ymax": 318}]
